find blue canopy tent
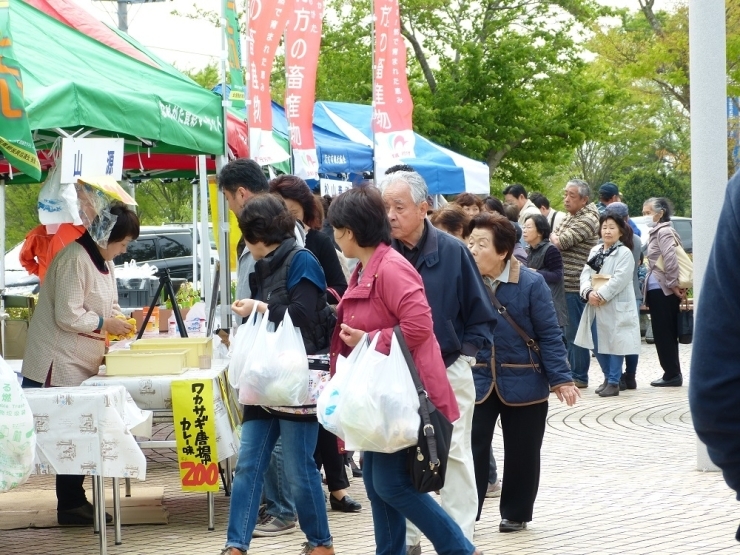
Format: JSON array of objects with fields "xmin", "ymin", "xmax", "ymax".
[
  {"xmin": 271, "ymin": 102, "xmax": 373, "ymax": 175},
  {"xmin": 313, "ymin": 101, "xmax": 490, "ymax": 195}
]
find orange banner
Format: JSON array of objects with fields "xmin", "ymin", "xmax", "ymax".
[
  {"xmin": 248, "ymin": 0, "xmax": 289, "ymax": 164},
  {"xmin": 284, "ymin": 0, "xmax": 323, "ymax": 180},
  {"xmin": 372, "ymin": 0, "xmax": 415, "ymax": 164}
]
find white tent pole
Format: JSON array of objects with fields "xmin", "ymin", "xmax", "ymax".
[
  {"xmin": 0, "ymin": 179, "xmax": 6, "ymax": 359},
  {"xmin": 218, "ymin": 5, "xmax": 232, "ymax": 332},
  {"xmin": 198, "ymin": 156, "xmax": 211, "ymax": 316},
  {"xmin": 192, "ymin": 176, "xmax": 198, "ymax": 292}
]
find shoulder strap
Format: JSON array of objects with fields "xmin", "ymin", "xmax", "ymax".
[
  {"xmin": 487, "ymin": 289, "xmax": 541, "ymax": 355},
  {"xmin": 393, "ymin": 326, "xmax": 440, "ymax": 466}
]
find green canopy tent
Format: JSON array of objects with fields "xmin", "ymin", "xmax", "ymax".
[{"xmin": 1, "ymin": 0, "xmax": 226, "ymax": 185}]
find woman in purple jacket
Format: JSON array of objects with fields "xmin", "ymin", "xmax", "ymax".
[{"xmin": 327, "ymin": 186, "xmax": 482, "ymax": 555}]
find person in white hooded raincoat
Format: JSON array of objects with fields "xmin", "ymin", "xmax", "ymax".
[{"xmin": 575, "ymin": 212, "xmax": 642, "ymax": 397}]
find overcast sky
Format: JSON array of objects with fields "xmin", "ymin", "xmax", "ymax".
[{"xmin": 74, "ymin": 0, "xmax": 676, "ymax": 69}]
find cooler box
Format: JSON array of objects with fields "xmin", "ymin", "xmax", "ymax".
[
  {"xmin": 104, "ymin": 349, "xmax": 189, "ymax": 376},
  {"xmin": 129, "ymin": 337, "xmax": 213, "ymax": 368}
]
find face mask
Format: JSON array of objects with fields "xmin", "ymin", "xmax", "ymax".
[{"xmin": 646, "ymin": 221, "xmax": 657, "ymax": 228}]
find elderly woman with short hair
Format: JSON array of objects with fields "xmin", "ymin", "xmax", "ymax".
[
  {"xmin": 642, "ymin": 197, "xmax": 687, "ymax": 387},
  {"xmin": 468, "ymin": 213, "xmax": 579, "ymax": 533}
]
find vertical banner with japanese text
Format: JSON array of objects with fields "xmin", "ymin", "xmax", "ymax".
[
  {"xmin": 372, "ymin": 0, "xmax": 415, "ymax": 169},
  {"xmin": 248, "ymin": 0, "xmax": 289, "ymax": 165},
  {"xmin": 224, "ymin": 0, "xmax": 246, "ymax": 111},
  {"xmin": 284, "ymin": 0, "xmax": 323, "ymax": 180},
  {"xmin": 172, "ymin": 380, "xmax": 220, "ymax": 492},
  {"xmin": 0, "ymin": 0, "xmax": 41, "ymax": 181}
]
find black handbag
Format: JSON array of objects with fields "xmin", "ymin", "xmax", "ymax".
[
  {"xmin": 393, "ymin": 326, "xmax": 454, "ymax": 494},
  {"xmin": 678, "ymin": 299, "xmax": 693, "ymax": 344}
]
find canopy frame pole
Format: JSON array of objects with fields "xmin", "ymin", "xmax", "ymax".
[
  {"xmin": 0, "ymin": 179, "xmax": 5, "ymax": 359},
  {"xmin": 199, "ymin": 156, "xmax": 211, "ymax": 314},
  {"xmin": 218, "ymin": 5, "xmax": 232, "ymax": 332},
  {"xmin": 192, "ymin": 174, "xmax": 198, "ymax": 293}
]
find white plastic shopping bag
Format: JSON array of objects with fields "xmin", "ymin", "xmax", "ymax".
[
  {"xmin": 0, "ymin": 357, "xmax": 37, "ymax": 492},
  {"xmin": 228, "ymin": 303, "xmax": 262, "ymax": 388},
  {"xmin": 238, "ymin": 310, "xmax": 309, "ymax": 406},
  {"xmin": 339, "ymin": 332, "xmax": 420, "ymax": 453},
  {"xmin": 317, "ymin": 336, "xmax": 369, "ymax": 436},
  {"xmin": 37, "ymin": 165, "xmax": 82, "ymax": 226}
]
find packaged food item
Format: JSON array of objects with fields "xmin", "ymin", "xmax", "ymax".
[{"xmin": 107, "ymin": 314, "xmax": 138, "ymax": 341}]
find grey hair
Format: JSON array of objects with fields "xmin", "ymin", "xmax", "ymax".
[
  {"xmin": 379, "ymin": 171, "xmax": 429, "ymax": 205},
  {"xmin": 643, "ymin": 197, "xmax": 673, "ymax": 222},
  {"xmin": 566, "ymin": 178, "xmax": 591, "ymax": 200}
]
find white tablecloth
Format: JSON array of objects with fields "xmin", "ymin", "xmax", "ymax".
[
  {"xmin": 24, "ymin": 385, "xmax": 152, "ymax": 480},
  {"xmin": 82, "ymin": 360, "xmax": 239, "ymax": 462}
]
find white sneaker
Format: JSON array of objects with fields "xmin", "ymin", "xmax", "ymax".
[{"xmin": 485, "ymin": 480, "xmax": 501, "ymax": 498}]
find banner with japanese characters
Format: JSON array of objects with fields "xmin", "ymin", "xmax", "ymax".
[
  {"xmin": 248, "ymin": 0, "xmax": 290, "ymax": 165},
  {"xmin": 224, "ymin": 0, "xmax": 246, "ymax": 110},
  {"xmin": 172, "ymin": 380, "xmax": 220, "ymax": 492},
  {"xmin": 284, "ymin": 0, "xmax": 323, "ymax": 180},
  {"xmin": 372, "ymin": 0, "xmax": 415, "ymax": 165},
  {"xmin": 0, "ymin": 0, "xmax": 41, "ymax": 181}
]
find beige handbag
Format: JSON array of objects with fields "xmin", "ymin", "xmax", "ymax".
[
  {"xmin": 655, "ymin": 233, "xmax": 693, "ymax": 289},
  {"xmin": 591, "ymin": 274, "xmax": 611, "ymax": 292}
]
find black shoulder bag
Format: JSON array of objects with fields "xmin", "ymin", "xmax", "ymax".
[{"xmin": 393, "ymin": 326, "xmax": 454, "ymax": 493}]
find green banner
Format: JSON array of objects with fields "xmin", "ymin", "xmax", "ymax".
[
  {"xmin": 224, "ymin": 0, "xmax": 245, "ymax": 110},
  {"xmin": 0, "ymin": 0, "xmax": 41, "ymax": 180}
]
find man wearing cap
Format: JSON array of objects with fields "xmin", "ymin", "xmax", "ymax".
[
  {"xmin": 597, "ymin": 182, "xmax": 620, "ymax": 214},
  {"xmin": 604, "ymin": 202, "xmax": 642, "ymax": 389},
  {"xmin": 598, "ymin": 182, "xmax": 641, "ymax": 237}
]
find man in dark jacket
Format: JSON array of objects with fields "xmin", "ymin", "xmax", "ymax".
[
  {"xmin": 381, "ymin": 171, "xmax": 496, "ymax": 553},
  {"xmin": 690, "ymin": 170, "xmax": 740, "ymax": 543}
]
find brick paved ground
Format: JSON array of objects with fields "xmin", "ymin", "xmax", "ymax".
[{"xmin": 2, "ymin": 341, "xmax": 738, "ymax": 554}]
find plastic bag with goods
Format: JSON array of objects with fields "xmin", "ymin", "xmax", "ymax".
[
  {"xmin": 317, "ymin": 337, "xmax": 369, "ymax": 437},
  {"xmin": 238, "ymin": 310, "xmax": 309, "ymax": 406},
  {"xmin": 229, "ymin": 303, "xmax": 262, "ymax": 388},
  {"xmin": 0, "ymin": 356, "xmax": 37, "ymax": 493},
  {"xmin": 339, "ymin": 332, "xmax": 420, "ymax": 453}
]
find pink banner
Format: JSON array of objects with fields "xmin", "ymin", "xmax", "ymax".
[
  {"xmin": 248, "ymin": 0, "xmax": 289, "ymax": 163},
  {"xmin": 284, "ymin": 0, "xmax": 323, "ymax": 179},
  {"xmin": 372, "ymin": 0, "xmax": 415, "ymax": 162}
]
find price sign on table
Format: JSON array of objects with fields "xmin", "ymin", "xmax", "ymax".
[{"xmin": 172, "ymin": 380, "xmax": 220, "ymax": 491}]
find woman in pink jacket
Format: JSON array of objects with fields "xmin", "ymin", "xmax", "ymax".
[{"xmin": 327, "ymin": 186, "xmax": 482, "ymax": 555}]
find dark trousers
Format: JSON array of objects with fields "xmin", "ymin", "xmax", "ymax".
[
  {"xmin": 471, "ymin": 391, "xmax": 548, "ymax": 523},
  {"xmin": 647, "ymin": 289, "xmax": 682, "ymax": 380},
  {"xmin": 313, "ymin": 425, "xmax": 349, "ymax": 493},
  {"xmin": 21, "ymin": 376, "xmax": 88, "ymax": 511}
]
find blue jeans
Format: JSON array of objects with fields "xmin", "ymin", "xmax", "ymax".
[
  {"xmin": 565, "ymin": 292, "xmax": 591, "ymax": 384},
  {"xmin": 592, "ymin": 322, "xmax": 624, "ymax": 384},
  {"xmin": 364, "ymin": 450, "xmax": 475, "ymax": 555},
  {"xmin": 226, "ymin": 418, "xmax": 331, "ymax": 552},
  {"xmin": 263, "ymin": 439, "xmax": 296, "ymax": 521}
]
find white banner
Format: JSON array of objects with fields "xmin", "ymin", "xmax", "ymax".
[
  {"xmin": 59, "ymin": 138, "xmax": 124, "ymax": 183},
  {"xmin": 320, "ymin": 178, "xmax": 352, "ymax": 197}
]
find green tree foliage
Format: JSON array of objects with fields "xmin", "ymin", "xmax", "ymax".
[
  {"xmin": 620, "ymin": 168, "xmax": 690, "ymax": 217},
  {"xmin": 5, "ymin": 184, "xmax": 41, "ymax": 248},
  {"xmin": 134, "ymin": 179, "xmax": 195, "ymax": 225}
]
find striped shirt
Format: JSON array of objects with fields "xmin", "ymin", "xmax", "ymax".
[{"xmin": 554, "ymin": 203, "xmax": 600, "ymax": 293}]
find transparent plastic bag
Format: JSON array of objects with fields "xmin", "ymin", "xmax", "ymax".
[
  {"xmin": 339, "ymin": 332, "xmax": 420, "ymax": 453},
  {"xmin": 229, "ymin": 303, "xmax": 262, "ymax": 388},
  {"xmin": 0, "ymin": 357, "xmax": 36, "ymax": 492},
  {"xmin": 317, "ymin": 335, "xmax": 369, "ymax": 437},
  {"xmin": 238, "ymin": 310, "xmax": 309, "ymax": 406}
]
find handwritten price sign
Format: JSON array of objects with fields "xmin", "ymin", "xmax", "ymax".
[{"xmin": 172, "ymin": 379, "xmax": 220, "ymax": 492}]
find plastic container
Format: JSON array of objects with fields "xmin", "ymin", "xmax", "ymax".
[
  {"xmin": 129, "ymin": 337, "xmax": 214, "ymax": 368},
  {"xmin": 144, "ymin": 306, "xmax": 160, "ymax": 335},
  {"xmin": 104, "ymin": 350, "xmax": 189, "ymax": 376}
]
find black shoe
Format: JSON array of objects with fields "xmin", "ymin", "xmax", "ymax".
[
  {"xmin": 595, "ymin": 379, "xmax": 608, "ymax": 394},
  {"xmin": 618, "ymin": 375, "xmax": 627, "ymax": 391},
  {"xmin": 58, "ymin": 502, "xmax": 113, "ymax": 526},
  {"xmin": 348, "ymin": 458, "xmax": 363, "ymax": 478},
  {"xmin": 499, "ymin": 519, "xmax": 527, "ymax": 532},
  {"xmin": 598, "ymin": 383, "xmax": 620, "ymax": 397},
  {"xmin": 329, "ymin": 494, "xmax": 362, "ymax": 513},
  {"xmin": 623, "ymin": 373, "xmax": 637, "ymax": 389},
  {"xmin": 650, "ymin": 375, "xmax": 683, "ymax": 387}
]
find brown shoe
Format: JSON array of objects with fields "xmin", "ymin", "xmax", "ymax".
[{"xmin": 300, "ymin": 543, "xmax": 335, "ymax": 555}]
